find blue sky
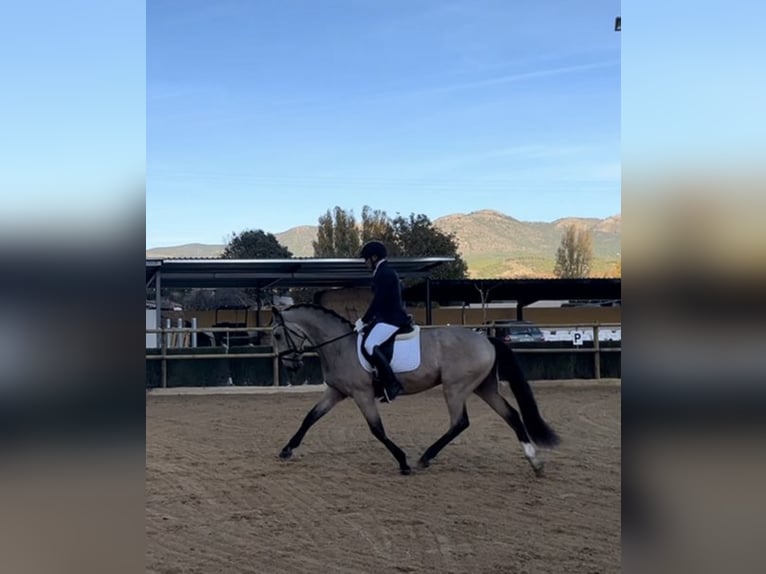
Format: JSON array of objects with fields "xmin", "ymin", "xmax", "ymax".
[
  {"xmin": 1, "ymin": 1, "xmax": 144, "ymax": 235},
  {"xmin": 622, "ymin": 2, "xmax": 766, "ymax": 174},
  {"xmin": 147, "ymin": 0, "xmax": 621, "ymax": 247}
]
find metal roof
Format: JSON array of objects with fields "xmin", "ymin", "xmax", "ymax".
[
  {"xmin": 146, "ymin": 257, "xmax": 454, "ymax": 289},
  {"xmin": 402, "ymin": 278, "xmax": 621, "ymax": 306}
]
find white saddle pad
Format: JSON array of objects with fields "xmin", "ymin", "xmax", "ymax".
[{"xmin": 357, "ymin": 326, "xmax": 421, "ymax": 373}]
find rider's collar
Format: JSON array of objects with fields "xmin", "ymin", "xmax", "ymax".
[{"xmin": 373, "ymin": 258, "xmax": 387, "ymax": 275}]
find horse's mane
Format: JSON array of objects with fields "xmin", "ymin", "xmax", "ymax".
[{"xmin": 283, "ymin": 303, "xmax": 354, "ymax": 328}]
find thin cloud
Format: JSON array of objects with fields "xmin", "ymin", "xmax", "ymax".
[
  {"xmin": 339, "ymin": 59, "xmax": 618, "ymax": 112},
  {"xmin": 403, "ymin": 145, "xmax": 587, "ymax": 174},
  {"xmin": 420, "ymin": 61, "xmax": 618, "ymax": 95}
]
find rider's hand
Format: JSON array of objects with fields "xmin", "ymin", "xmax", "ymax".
[{"xmin": 354, "ymin": 318, "xmax": 365, "ymax": 333}]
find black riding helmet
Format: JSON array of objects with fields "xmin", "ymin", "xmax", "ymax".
[{"xmin": 359, "ymin": 240, "xmax": 387, "ymax": 260}]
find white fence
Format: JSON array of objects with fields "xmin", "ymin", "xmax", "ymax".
[
  {"xmin": 146, "ymin": 322, "xmax": 621, "ymax": 388},
  {"xmin": 542, "ymin": 326, "xmax": 622, "ymax": 343}
]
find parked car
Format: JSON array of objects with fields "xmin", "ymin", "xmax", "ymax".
[
  {"xmin": 561, "ymin": 299, "xmax": 621, "ymax": 308},
  {"xmin": 489, "ymin": 320, "xmax": 545, "ymax": 344}
]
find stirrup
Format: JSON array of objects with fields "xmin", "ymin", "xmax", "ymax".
[{"xmin": 379, "ymin": 380, "xmax": 402, "ymax": 403}]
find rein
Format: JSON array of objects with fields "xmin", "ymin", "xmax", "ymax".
[
  {"xmin": 306, "ymin": 329, "xmax": 357, "ymax": 351},
  {"xmin": 274, "ymin": 314, "xmax": 356, "ymax": 359}
]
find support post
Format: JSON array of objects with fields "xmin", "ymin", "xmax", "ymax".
[
  {"xmin": 593, "ymin": 324, "xmax": 601, "ymax": 379},
  {"xmin": 272, "ymin": 353, "xmax": 280, "ymax": 387},
  {"xmin": 425, "ymin": 278, "xmax": 432, "ymax": 326},
  {"xmin": 165, "ymin": 318, "xmax": 172, "ymax": 350},
  {"xmin": 154, "ymin": 270, "xmax": 161, "ymax": 349},
  {"xmin": 161, "ymin": 325, "xmax": 168, "ymax": 389}
]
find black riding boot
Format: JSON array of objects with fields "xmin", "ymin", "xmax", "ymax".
[{"xmin": 371, "ymin": 346, "xmax": 403, "ymax": 403}]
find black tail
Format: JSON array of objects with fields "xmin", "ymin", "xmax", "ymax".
[{"xmin": 489, "ymin": 337, "xmax": 560, "ymax": 447}]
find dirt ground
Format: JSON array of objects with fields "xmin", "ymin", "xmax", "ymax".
[{"xmin": 147, "ymin": 382, "xmax": 620, "ymax": 574}]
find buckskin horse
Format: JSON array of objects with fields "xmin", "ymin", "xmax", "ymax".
[{"xmin": 271, "ymin": 304, "xmax": 559, "ymax": 475}]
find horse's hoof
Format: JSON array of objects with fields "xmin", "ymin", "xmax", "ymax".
[
  {"xmin": 417, "ymin": 458, "xmax": 430, "ymax": 469},
  {"xmin": 400, "ymin": 466, "xmax": 412, "ymax": 475},
  {"xmin": 279, "ymin": 449, "xmax": 292, "ymax": 460},
  {"xmin": 528, "ymin": 458, "xmax": 544, "ymax": 477}
]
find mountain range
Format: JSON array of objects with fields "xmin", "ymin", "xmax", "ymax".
[{"xmin": 146, "ymin": 210, "xmax": 621, "ymax": 278}]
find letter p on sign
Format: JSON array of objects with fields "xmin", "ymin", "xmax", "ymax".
[{"xmin": 572, "ymin": 330, "xmax": 584, "ymax": 346}]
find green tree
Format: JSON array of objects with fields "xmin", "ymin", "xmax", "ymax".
[
  {"xmin": 222, "ymin": 229, "xmax": 293, "ymax": 259},
  {"xmin": 313, "ymin": 209, "xmax": 335, "ymax": 257},
  {"xmin": 310, "ymin": 206, "xmax": 468, "ymax": 280},
  {"xmin": 361, "ymin": 205, "xmax": 397, "ymax": 251},
  {"xmin": 333, "ymin": 207, "xmax": 360, "ymax": 257},
  {"xmin": 220, "ymin": 229, "xmax": 293, "ymax": 324},
  {"xmin": 553, "ymin": 224, "xmax": 593, "ymax": 278},
  {"xmin": 390, "ymin": 213, "xmax": 468, "ymax": 280},
  {"xmin": 312, "ymin": 206, "xmax": 361, "ymax": 257}
]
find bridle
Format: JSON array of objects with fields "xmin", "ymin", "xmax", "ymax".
[{"xmin": 273, "ymin": 312, "xmax": 356, "ymax": 360}]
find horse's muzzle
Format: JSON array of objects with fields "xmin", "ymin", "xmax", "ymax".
[{"xmin": 282, "ymin": 358, "xmax": 303, "ymax": 372}]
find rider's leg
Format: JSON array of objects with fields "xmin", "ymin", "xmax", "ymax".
[
  {"xmin": 364, "ymin": 323, "xmax": 402, "ymax": 403},
  {"xmin": 370, "ymin": 345, "xmax": 404, "ymax": 403}
]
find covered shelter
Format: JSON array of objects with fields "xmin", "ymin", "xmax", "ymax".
[
  {"xmin": 145, "ymin": 257, "xmax": 453, "ymax": 290},
  {"xmin": 401, "ymin": 278, "xmax": 621, "ymax": 321},
  {"xmin": 146, "ymin": 258, "xmax": 620, "ymax": 328},
  {"xmin": 145, "ymin": 257, "xmax": 455, "ymax": 332}
]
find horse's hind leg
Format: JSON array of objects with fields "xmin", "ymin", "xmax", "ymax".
[
  {"xmin": 418, "ymin": 381, "xmax": 471, "ymax": 468},
  {"xmin": 474, "ymin": 376, "xmax": 544, "ymax": 476},
  {"xmin": 352, "ymin": 391, "xmax": 411, "ymax": 475},
  {"xmin": 418, "ymin": 402, "xmax": 469, "ymax": 469},
  {"xmin": 279, "ymin": 386, "xmax": 345, "ymax": 460}
]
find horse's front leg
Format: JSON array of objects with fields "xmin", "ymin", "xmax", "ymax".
[
  {"xmin": 352, "ymin": 391, "xmax": 411, "ymax": 475},
  {"xmin": 279, "ymin": 386, "xmax": 345, "ymax": 459}
]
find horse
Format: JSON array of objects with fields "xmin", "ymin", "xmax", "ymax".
[{"xmin": 271, "ymin": 304, "xmax": 559, "ymax": 475}]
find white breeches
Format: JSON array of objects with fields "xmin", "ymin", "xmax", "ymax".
[{"xmin": 363, "ymin": 322, "xmax": 399, "ymax": 355}]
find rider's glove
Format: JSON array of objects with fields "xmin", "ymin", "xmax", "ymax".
[{"xmin": 354, "ymin": 318, "xmax": 365, "ymax": 333}]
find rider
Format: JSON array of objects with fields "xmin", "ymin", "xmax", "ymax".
[{"xmin": 355, "ymin": 240, "xmax": 409, "ymax": 403}]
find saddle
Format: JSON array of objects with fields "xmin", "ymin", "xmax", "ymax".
[
  {"xmin": 362, "ymin": 322, "xmax": 414, "ymax": 363},
  {"xmin": 356, "ymin": 323, "xmax": 421, "ymax": 378}
]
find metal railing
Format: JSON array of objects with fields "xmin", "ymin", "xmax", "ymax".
[{"xmin": 146, "ymin": 322, "xmax": 621, "ymax": 388}]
